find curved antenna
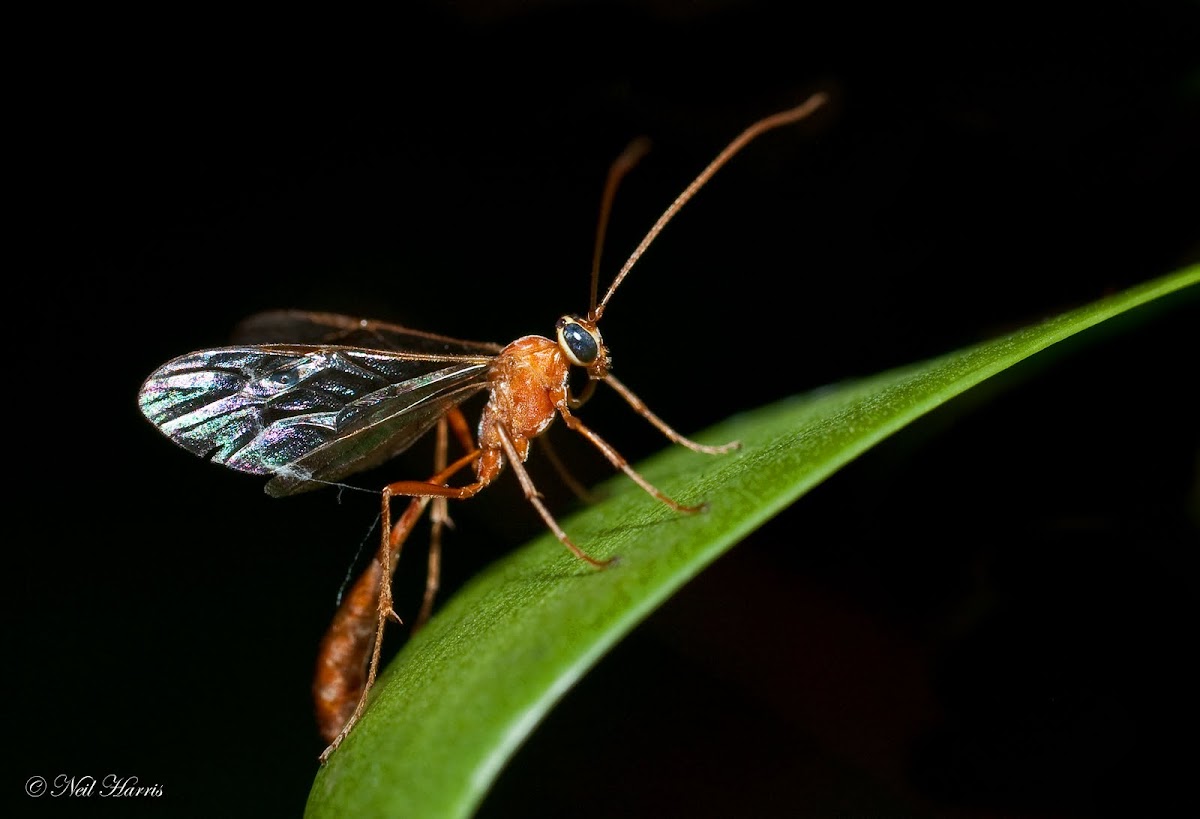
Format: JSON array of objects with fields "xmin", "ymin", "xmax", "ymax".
[
  {"xmin": 591, "ymin": 91, "xmax": 828, "ymax": 321},
  {"xmin": 589, "ymin": 136, "xmax": 652, "ymax": 315}
]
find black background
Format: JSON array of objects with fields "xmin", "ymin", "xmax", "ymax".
[{"xmin": 14, "ymin": 2, "xmax": 1198, "ymax": 817}]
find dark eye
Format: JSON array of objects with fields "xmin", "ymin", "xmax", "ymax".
[{"xmin": 556, "ymin": 316, "xmax": 599, "ymax": 366}]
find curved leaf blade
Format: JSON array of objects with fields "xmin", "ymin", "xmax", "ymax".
[{"xmin": 307, "ymin": 264, "xmax": 1198, "ymax": 818}]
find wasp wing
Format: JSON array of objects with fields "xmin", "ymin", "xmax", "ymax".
[
  {"xmin": 139, "ymin": 344, "xmax": 492, "ymax": 497},
  {"xmin": 231, "ymin": 310, "xmax": 504, "ymax": 356}
]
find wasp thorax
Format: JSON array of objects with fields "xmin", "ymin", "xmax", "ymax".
[{"xmin": 555, "ymin": 315, "xmax": 603, "ymax": 367}]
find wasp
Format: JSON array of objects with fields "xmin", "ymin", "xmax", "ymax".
[{"xmin": 138, "ymin": 92, "xmax": 828, "ymax": 761}]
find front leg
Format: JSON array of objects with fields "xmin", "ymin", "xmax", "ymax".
[{"xmin": 602, "ymin": 373, "xmax": 739, "ymax": 454}]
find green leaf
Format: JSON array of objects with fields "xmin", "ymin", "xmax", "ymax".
[{"xmin": 306, "ymin": 264, "xmax": 1198, "ymax": 818}]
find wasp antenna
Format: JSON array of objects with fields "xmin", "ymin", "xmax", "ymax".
[
  {"xmin": 589, "ymin": 136, "xmax": 652, "ymax": 318},
  {"xmin": 593, "ymin": 91, "xmax": 829, "ymax": 320}
]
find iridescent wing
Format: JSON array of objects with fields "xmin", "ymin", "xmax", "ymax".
[{"xmin": 139, "ymin": 340, "xmax": 494, "ymax": 497}]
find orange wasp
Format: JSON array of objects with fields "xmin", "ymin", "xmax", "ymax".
[{"xmin": 138, "ymin": 92, "xmax": 827, "ymax": 761}]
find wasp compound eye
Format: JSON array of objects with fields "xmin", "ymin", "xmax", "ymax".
[{"xmin": 556, "ymin": 316, "xmax": 600, "ymax": 366}]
